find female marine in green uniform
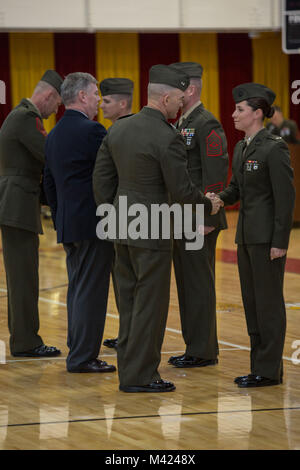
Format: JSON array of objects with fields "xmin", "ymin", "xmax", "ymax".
[{"xmin": 217, "ymin": 83, "xmax": 295, "ymax": 388}]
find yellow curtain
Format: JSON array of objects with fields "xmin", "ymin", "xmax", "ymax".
[
  {"xmin": 179, "ymin": 33, "xmax": 220, "ymax": 120},
  {"xmin": 95, "ymin": 33, "xmax": 140, "ymax": 129},
  {"xmin": 9, "ymin": 32, "xmax": 56, "ymax": 133},
  {"xmin": 252, "ymin": 32, "xmax": 289, "ymax": 118}
]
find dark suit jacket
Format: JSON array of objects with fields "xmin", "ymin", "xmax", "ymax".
[
  {"xmin": 44, "ymin": 109, "xmax": 107, "ymax": 243},
  {"xmin": 0, "ymin": 99, "xmax": 46, "ymax": 234},
  {"xmin": 219, "ymin": 128, "xmax": 295, "ymax": 248},
  {"xmin": 93, "ymin": 106, "xmax": 212, "ymax": 251},
  {"xmin": 178, "ymin": 103, "xmax": 229, "ymax": 230}
]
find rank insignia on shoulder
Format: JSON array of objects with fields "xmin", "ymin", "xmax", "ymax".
[
  {"xmin": 181, "ymin": 128, "xmax": 195, "ymax": 145},
  {"xmin": 206, "ymin": 130, "xmax": 223, "ymax": 156},
  {"xmin": 268, "ymin": 134, "xmax": 282, "ymax": 141}
]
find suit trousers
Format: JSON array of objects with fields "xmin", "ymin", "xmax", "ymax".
[
  {"xmin": 63, "ymin": 238, "xmax": 113, "ymax": 371},
  {"xmin": 173, "ymin": 229, "xmax": 220, "ymax": 359},
  {"xmin": 1, "ymin": 225, "xmax": 43, "ymax": 354},
  {"xmin": 237, "ymin": 243, "xmax": 286, "ymax": 380},
  {"xmin": 115, "ymin": 243, "xmax": 172, "ymax": 387},
  {"xmin": 111, "ymin": 250, "xmax": 120, "ymax": 312}
]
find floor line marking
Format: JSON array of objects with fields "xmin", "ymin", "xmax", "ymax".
[{"xmin": 2, "ymin": 406, "xmax": 300, "ymax": 429}]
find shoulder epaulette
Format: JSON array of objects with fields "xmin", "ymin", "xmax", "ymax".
[{"xmin": 266, "ymin": 133, "xmax": 283, "ymax": 142}]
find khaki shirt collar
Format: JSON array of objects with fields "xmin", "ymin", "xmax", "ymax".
[
  {"xmin": 244, "ymin": 127, "xmax": 265, "ymax": 146},
  {"xmin": 179, "ymin": 100, "xmax": 201, "ymax": 126}
]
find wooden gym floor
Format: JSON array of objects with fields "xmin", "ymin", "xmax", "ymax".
[{"xmin": 0, "ymin": 211, "xmax": 299, "ymax": 450}]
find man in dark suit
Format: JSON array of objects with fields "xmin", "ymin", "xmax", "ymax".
[
  {"xmin": 168, "ymin": 62, "xmax": 229, "ymax": 369},
  {"xmin": 44, "ymin": 72, "xmax": 115, "ymax": 373},
  {"xmin": 93, "ymin": 65, "xmax": 222, "ymax": 393},
  {"xmin": 99, "ymin": 78, "xmax": 135, "ymax": 350},
  {"xmin": 0, "ymin": 70, "xmax": 62, "ymax": 358}
]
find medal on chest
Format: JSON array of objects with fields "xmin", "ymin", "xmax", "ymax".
[
  {"xmin": 245, "ymin": 160, "xmax": 260, "ymax": 172},
  {"xmin": 181, "ymin": 128, "xmax": 195, "ymax": 146}
]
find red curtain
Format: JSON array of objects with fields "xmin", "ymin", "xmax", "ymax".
[
  {"xmin": 138, "ymin": 34, "xmax": 180, "ymax": 108},
  {"xmin": 289, "ymin": 54, "xmax": 300, "ymax": 132},
  {"xmin": 54, "ymin": 33, "xmax": 96, "ymax": 121},
  {"xmin": 0, "ymin": 33, "xmax": 12, "ymax": 125},
  {"xmin": 218, "ymin": 33, "xmax": 253, "ymax": 179}
]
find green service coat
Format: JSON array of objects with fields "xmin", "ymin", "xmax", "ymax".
[
  {"xmin": 178, "ymin": 102, "xmax": 229, "ymax": 229},
  {"xmin": 266, "ymin": 119, "xmax": 299, "ymax": 144},
  {"xmin": 219, "ymin": 128, "xmax": 295, "ymax": 248},
  {"xmin": 0, "ymin": 98, "xmax": 46, "ymax": 234},
  {"xmin": 93, "ymin": 106, "xmax": 213, "ymax": 249}
]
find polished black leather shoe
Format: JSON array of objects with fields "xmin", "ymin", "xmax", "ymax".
[
  {"xmin": 168, "ymin": 354, "xmax": 185, "ymax": 365},
  {"xmin": 234, "ymin": 374, "xmax": 256, "ymax": 384},
  {"xmin": 12, "ymin": 345, "xmax": 61, "ymax": 357},
  {"xmin": 237, "ymin": 375, "xmax": 282, "ymax": 388},
  {"xmin": 120, "ymin": 379, "xmax": 176, "ymax": 393},
  {"xmin": 170, "ymin": 354, "xmax": 218, "ymax": 368},
  {"xmin": 68, "ymin": 359, "xmax": 116, "ymax": 373},
  {"xmin": 103, "ymin": 338, "xmax": 118, "ymax": 349}
]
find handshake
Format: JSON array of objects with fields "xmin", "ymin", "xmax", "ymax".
[{"xmin": 206, "ymin": 192, "xmax": 224, "ymax": 215}]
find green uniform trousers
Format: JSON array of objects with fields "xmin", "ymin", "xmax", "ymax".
[
  {"xmin": 1, "ymin": 225, "xmax": 43, "ymax": 354},
  {"xmin": 237, "ymin": 243, "xmax": 286, "ymax": 381},
  {"xmin": 173, "ymin": 229, "xmax": 219, "ymax": 359},
  {"xmin": 115, "ymin": 243, "xmax": 172, "ymax": 387}
]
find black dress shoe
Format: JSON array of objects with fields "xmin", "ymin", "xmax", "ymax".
[
  {"xmin": 234, "ymin": 374, "xmax": 257, "ymax": 384},
  {"xmin": 68, "ymin": 359, "xmax": 116, "ymax": 373},
  {"xmin": 119, "ymin": 379, "xmax": 176, "ymax": 393},
  {"xmin": 170, "ymin": 354, "xmax": 218, "ymax": 368},
  {"xmin": 234, "ymin": 373, "xmax": 283, "ymax": 384},
  {"xmin": 237, "ymin": 375, "xmax": 282, "ymax": 388},
  {"xmin": 12, "ymin": 345, "xmax": 61, "ymax": 357},
  {"xmin": 168, "ymin": 354, "xmax": 185, "ymax": 365},
  {"xmin": 103, "ymin": 338, "xmax": 118, "ymax": 349}
]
